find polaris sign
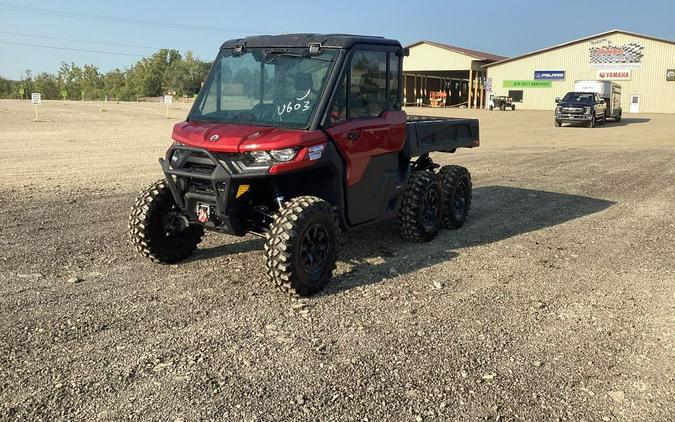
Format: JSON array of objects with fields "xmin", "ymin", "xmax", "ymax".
[{"xmin": 534, "ymin": 70, "xmax": 565, "ymax": 80}]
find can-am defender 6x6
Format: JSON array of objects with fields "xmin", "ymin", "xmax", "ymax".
[{"xmin": 130, "ymin": 34, "xmax": 479, "ymax": 297}]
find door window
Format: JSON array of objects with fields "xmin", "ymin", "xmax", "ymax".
[
  {"xmin": 388, "ymin": 53, "xmax": 401, "ymax": 110},
  {"xmin": 349, "ymin": 51, "xmax": 387, "ymax": 118}
]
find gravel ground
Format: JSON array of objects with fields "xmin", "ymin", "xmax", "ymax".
[{"xmin": 0, "ymin": 100, "xmax": 673, "ymax": 421}]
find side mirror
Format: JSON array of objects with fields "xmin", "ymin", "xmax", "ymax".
[{"xmin": 555, "ymin": 97, "xmax": 560, "ymax": 103}]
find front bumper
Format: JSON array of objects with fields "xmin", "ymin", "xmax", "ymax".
[
  {"xmin": 160, "ymin": 144, "xmax": 267, "ymax": 235},
  {"xmin": 555, "ymin": 113, "xmax": 592, "ymax": 122}
]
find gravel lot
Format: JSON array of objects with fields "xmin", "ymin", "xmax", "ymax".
[{"xmin": 0, "ymin": 100, "xmax": 673, "ymax": 421}]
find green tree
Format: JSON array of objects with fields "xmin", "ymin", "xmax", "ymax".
[
  {"xmin": 164, "ymin": 51, "xmax": 211, "ymax": 97},
  {"xmin": 81, "ymin": 64, "xmax": 103, "ymax": 100},
  {"xmin": 57, "ymin": 62, "xmax": 82, "ymax": 100},
  {"xmin": 33, "ymin": 72, "xmax": 60, "ymax": 99},
  {"xmin": 103, "ymin": 68, "xmax": 127, "ymax": 101}
]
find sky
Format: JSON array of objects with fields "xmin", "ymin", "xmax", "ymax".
[{"xmin": 0, "ymin": 0, "xmax": 674, "ymax": 79}]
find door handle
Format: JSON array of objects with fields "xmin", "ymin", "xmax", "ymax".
[{"xmin": 347, "ymin": 130, "xmax": 360, "ymax": 141}]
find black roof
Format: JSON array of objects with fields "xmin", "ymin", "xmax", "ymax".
[{"xmin": 220, "ymin": 33, "xmax": 401, "ymax": 50}]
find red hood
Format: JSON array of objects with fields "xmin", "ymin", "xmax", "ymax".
[{"xmin": 172, "ymin": 121, "xmax": 327, "ymax": 153}]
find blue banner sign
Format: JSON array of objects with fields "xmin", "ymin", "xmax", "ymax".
[{"xmin": 534, "ymin": 70, "xmax": 565, "ymax": 80}]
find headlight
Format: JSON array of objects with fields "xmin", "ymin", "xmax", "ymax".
[
  {"xmin": 247, "ymin": 150, "xmax": 272, "ymax": 164},
  {"xmin": 584, "ymin": 106, "xmax": 591, "ymax": 114},
  {"xmin": 555, "ymin": 106, "xmax": 562, "ymax": 113},
  {"xmin": 269, "ymin": 148, "xmax": 297, "ymax": 162},
  {"xmin": 245, "ymin": 148, "xmax": 297, "ymax": 164}
]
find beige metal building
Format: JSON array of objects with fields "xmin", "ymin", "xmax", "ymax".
[
  {"xmin": 402, "ymin": 41, "xmax": 505, "ymax": 108},
  {"xmin": 484, "ymin": 30, "xmax": 675, "ymax": 113}
]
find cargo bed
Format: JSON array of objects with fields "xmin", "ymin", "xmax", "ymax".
[{"xmin": 404, "ymin": 116, "xmax": 479, "ymax": 157}]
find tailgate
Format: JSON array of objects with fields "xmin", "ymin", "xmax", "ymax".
[{"xmin": 405, "ymin": 116, "xmax": 479, "ymax": 157}]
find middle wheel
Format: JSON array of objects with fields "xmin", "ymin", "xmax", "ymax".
[{"xmin": 398, "ymin": 171, "xmax": 442, "ymax": 242}]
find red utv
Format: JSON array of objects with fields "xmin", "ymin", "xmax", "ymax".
[{"xmin": 130, "ymin": 34, "xmax": 479, "ymax": 296}]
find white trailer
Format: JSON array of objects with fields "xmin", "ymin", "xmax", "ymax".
[{"xmin": 574, "ymin": 80, "xmax": 622, "ymax": 122}]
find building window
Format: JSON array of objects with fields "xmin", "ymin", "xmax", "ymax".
[{"xmin": 508, "ymin": 90, "xmax": 523, "ymax": 102}]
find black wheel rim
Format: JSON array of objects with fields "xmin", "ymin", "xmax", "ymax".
[
  {"xmin": 421, "ymin": 188, "xmax": 439, "ymax": 230},
  {"xmin": 159, "ymin": 206, "xmax": 187, "ymax": 241},
  {"xmin": 453, "ymin": 182, "xmax": 467, "ymax": 220},
  {"xmin": 300, "ymin": 224, "xmax": 329, "ymax": 276}
]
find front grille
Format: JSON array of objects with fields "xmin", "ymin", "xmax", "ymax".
[{"xmin": 187, "ymin": 179, "xmax": 214, "ymax": 194}]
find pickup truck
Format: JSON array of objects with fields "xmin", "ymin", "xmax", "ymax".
[
  {"xmin": 129, "ymin": 33, "xmax": 479, "ymax": 296},
  {"xmin": 554, "ymin": 91, "xmax": 607, "ymax": 127}
]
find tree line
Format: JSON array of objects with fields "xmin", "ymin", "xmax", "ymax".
[{"xmin": 0, "ymin": 49, "xmax": 212, "ymax": 101}]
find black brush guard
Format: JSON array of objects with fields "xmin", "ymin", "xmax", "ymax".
[{"xmin": 159, "ymin": 144, "xmax": 263, "ymax": 235}]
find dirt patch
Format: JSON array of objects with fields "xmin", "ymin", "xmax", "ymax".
[{"xmin": 0, "ymin": 100, "xmax": 673, "ymax": 421}]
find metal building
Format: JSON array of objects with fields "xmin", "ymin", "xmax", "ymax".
[
  {"xmin": 402, "ymin": 41, "xmax": 506, "ymax": 108},
  {"xmin": 483, "ymin": 30, "xmax": 675, "ymax": 113}
]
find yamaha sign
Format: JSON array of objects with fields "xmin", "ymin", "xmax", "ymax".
[{"xmin": 596, "ymin": 69, "xmax": 631, "ymax": 80}]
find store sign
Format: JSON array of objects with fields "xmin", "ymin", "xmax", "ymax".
[
  {"xmin": 667, "ymin": 69, "xmax": 675, "ymax": 81},
  {"xmin": 503, "ymin": 80, "xmax": 552, "ymax": 88},
  {"xmin": 534, "ymin": 70, "xmax": 565, "ymax": 80},
  {"xmin": 589, "ymin": 41, "xmax": 643, "ymax": 69},
  {"xmin": 596, "ymin": 69, "xmax": 631, "ymax": 80}
]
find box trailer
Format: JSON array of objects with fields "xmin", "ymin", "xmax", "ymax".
[{"xmin": 574, "ymin": 80, "xmax": 622, "ymax": 122}]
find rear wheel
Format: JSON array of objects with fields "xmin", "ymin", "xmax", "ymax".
[
  {"xmin": 511, "ymin": 104, "xmax": 516, "ymax": 111},
  {"xmin": 264, "ymin": 196, "xmax": 338, "ymax": 297},
  {"xmin": 489, "ymin": 105, "xmax": 494, "ymax": 111},
  {"xmin": 398, "ymin": 171, "xmax": 442, "ymax": 242},
  {"xmin": 129, "ymin": 179, "xmax": 204, "ymax": 263},
  {"xmin": 439, "ymin": 165, "xmax": 472, "ymax": 229}
]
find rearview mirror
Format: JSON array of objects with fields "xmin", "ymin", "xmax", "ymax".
[{"xmin": 555, "ymin": 97, "xmax": 560, "ymax": 103}]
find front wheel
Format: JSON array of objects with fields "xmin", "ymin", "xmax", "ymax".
[
  {"xmin": 264, "ymin": 196, "xmax": 338, "ymax": 297},
  {"xmin": 588, "ymin": 114, "xmax": 596, "ymax": 128},
  {"xmin": 129, "ymin": 179, "xmax": 204, "ymax": 263},
  {"xmin": 511, "ymin": 104, "xmax": 516, "ymax": 111},
  {"xmin": 554, "ymin": 120, "xmax": 562, "ymax": 127}
]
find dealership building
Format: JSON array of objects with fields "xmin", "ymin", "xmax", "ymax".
[
  {"xmin": 403, "ymin": 29, "xmax": 675, "ymax": 113},
  {"xmin": 483, "ymin": 30, "xmax": 675, "ymax": 113},
  {"xmin": 402, "ymin": 41, "xmax": 505, "ymax": 108}
]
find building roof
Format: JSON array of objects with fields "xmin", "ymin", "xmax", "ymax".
[
  {"xmin": 220, "ymin": 33, "xmax": 401, "ymax": 50},
  {"xmin": 405, "ymin": 40, "xmax": 507, "ymax": 62},
  {"xmin": 483, "ymin": 29, "xmax": 675, "ymax": 68}
]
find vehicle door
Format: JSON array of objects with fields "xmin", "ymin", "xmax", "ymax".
[
  {"xmin": 595, "ymin": 94, "xmax": 606, "ymax": 117},
  {"xmin": 324, "ymin": 46, "xmax": 407, "ymax": 226}
]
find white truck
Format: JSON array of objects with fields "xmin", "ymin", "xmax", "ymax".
[{"xmin": 574, "ymin": 80, "xmax": 622, "ymax": 122}]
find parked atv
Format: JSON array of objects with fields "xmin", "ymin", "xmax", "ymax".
[
  {"xmin": 488, "ymin": 95, "xmax": 516, "ymax": 111},
  {"xmin": 130, "ymin": 34, "xmax": 479, "ymax": 296}
]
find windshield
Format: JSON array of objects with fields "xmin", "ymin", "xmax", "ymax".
[
  {"xmin": 189, "ymin": 48, "xmax": 338, "ymax": 129},
  {"xmin": 562, "ymin": 92, "xmax": 595, "ymax": 103}
]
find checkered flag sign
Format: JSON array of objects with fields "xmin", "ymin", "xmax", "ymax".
[{"xmin": 590, "ymin": 42, "xmax": 644, "ymax": 64}]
